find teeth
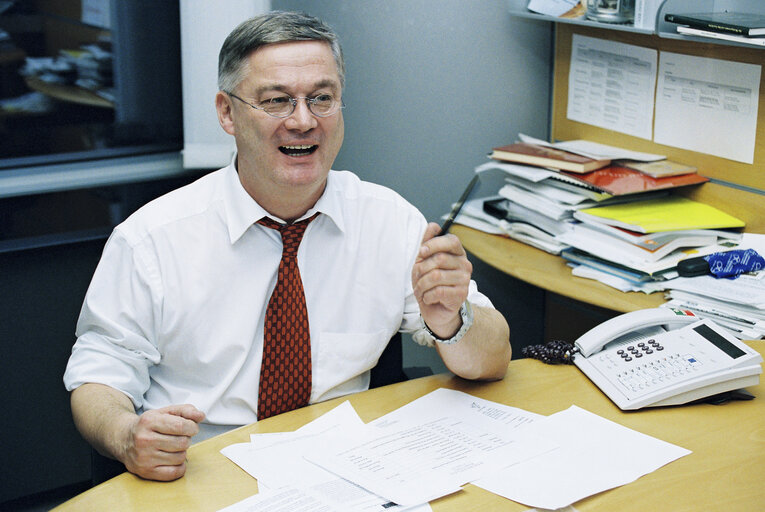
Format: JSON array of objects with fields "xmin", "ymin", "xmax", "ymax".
[{"xmin": 282, "ymin": 145, "xmax": 314, "ymax": 149}]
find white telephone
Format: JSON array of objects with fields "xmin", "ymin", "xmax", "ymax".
[{"xmin": 572, "ymin": 308, "xmax": 763, "ymax": 410}]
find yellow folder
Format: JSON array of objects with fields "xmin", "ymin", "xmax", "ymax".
[{"xmin": 575, "ymin": 196, "xmax": 745, "ymax": 233}]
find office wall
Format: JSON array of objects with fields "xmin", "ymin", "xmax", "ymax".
[{"xmin": 274, "ymin": 0, "xmax": 554, "ymax": 371}]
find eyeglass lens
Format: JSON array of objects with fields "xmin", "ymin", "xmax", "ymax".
[{"xmin": 263, "ymin": 95, "xmax": 338, "ymax": 118}]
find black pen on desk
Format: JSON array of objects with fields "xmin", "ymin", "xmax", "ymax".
[{"xmin": 439, "ymin": 174, "xmax": 479, "ymax": 235}]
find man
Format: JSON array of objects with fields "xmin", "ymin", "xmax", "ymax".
[{"xmin": 64, "ymin": 11, "xmax": 510, "ymax": 482}]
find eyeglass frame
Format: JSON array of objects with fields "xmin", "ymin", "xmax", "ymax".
[{"xmin": 225, "ymin": 91, "xmax": 345, "ymax": 119}]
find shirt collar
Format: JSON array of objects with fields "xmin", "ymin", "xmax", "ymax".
[{"xmin": 223, "ymin": 156, "xmax": 346, "ymax": 244}]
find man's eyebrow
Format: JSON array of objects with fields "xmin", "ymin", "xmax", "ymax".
[{"xmin": 253, "ymin": 79, "xmax": 340, "ymax": 97}]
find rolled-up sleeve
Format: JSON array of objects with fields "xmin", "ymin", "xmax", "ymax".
[{"xmin": 63, "ymin": 229, "xmax": 162, "ymax": 409}]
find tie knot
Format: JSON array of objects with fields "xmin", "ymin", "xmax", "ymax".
[{"xmin": 257, "ymin": 214, "xmax": 318, "ymax": 256}]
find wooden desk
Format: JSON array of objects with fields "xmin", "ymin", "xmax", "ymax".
[
  {"xmin": 55, "ymin": 344, "xmax": 764, "ymax": 512},
  {"xmin": 451, "ymin": 224, "xmax": 666, "ymax": 313}
]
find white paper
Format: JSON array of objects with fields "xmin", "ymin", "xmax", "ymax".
[
  {"xmin": 518, "ymin": 134, "xmax": 665, "ymax": 161},
  {"xmin": 475, "ymin": 159, "xmax": 551, "ymax": 183},
  {"xmin": 654, "ymin": 52, "xmax": 761, "ymax": 164},
  {"xmin": 221, "ymin": 402, "xmax": 422, "ymax": 512},
  {"xmin": 305, "ymin": 389, "xmax": 555, "ymax": 507},
  {"xmin": 216, "ymin": 486, "xmax": 334, "ymax": 512},
  {"xmin": 217, "ymin": 485, "xmax": 431, "ymax": 512},
  {"xmin": 527, "ymin": 0, "xmax": 579, "ymax": 17},
  {"xmin": 567, "ymin": 35, "xmax": 657, "ymax": 140},
  {"xmin": 665, "ymin": 274, "xmax": 765, "ymax": 310},
  {"xmin": 473, "ymin": 405, "xmax": 691, "ymax": 510}
]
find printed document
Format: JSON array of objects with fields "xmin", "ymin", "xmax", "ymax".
[
  {"xmin": 654, "ymin": 52, "xmax": 761, "ymax": 164},
  {"xmin": 217, "ymin": 485, "xmax": 429, "ymax": 512},
  {"xmin": 221, "ymin": 401, "xmax": 426, "ymax": 511},
  {"xmin": 473, "ymin": 405, "xmax": 691, "ymax": 510},
  {"xmin": 221, "ymin": 389, "xmax": 692, "ymax": 510},
  {"xmin": 305, "ymin": 389, "xmax": 554, "ymax": 507},
  {"xmin": 567, "ymin": 35, "xmax": 657, "ymax": 140}
]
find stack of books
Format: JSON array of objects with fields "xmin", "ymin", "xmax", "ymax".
[{"xmin": 454, "ymin": 138, "xmax": 746, "ymax": 290}]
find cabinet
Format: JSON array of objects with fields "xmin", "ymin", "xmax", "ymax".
[
  {"xmin": 507, "ymin": 0, "xmax": 765, "ymax": 49},
  {"xmin": 0, "ymin": 173, "xmax": 208, "ymax": 506}
]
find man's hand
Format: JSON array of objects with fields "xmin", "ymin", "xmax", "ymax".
[
  {"xmin": 412, "ymin": 222, "xmax": 473, "ymax": 338},
  {"xmin": 71, "ymin": 383, "xmax": 206, "ymax": 482},
  {"xmin": 411, "ymin": 222, "xmax": 511, "ymax": 380},
  {"xmin": 120, "ymin": 404, "xmax": 206, "ymax": 481}
]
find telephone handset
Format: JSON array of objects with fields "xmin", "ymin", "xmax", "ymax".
[
  {"xmin": 571, "ymin": 308, "xmax": 763, "ymax": 410},
  {"xmin": 574, "ymin": 308, "xmax": 700, "ymax": 358}
]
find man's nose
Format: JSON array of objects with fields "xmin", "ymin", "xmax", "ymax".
[{"xmin": 284, "ymin": 98, "xmax": 318, "ymax": 131}]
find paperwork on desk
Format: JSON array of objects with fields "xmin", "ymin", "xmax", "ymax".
[
  {"xmin": 473, "ymin": 405, "xmax": 690, "ymax": 510},
  {"xmin": 220, "ymin": 401, "xmax": 424, "ymax": 512},
  {"xmin": 220, "ymin": 388, "xmax": 691, "ymax": 511}
]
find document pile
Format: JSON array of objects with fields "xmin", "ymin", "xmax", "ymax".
[
  {"xmin": 558, "ymin": 196, "xmax": 746, "ymax": 290},
  {"xmin": 454, "ymin": 135, "xmax": 717, "ymax": 264},
  {"xmin": 658, "ymin": 235, "xmax": 765, "ymax": 340},
  {"xmin": 453, "ymin": 134, "xmax": 747, "ymax": 292},
  {"xmin": 219, "ymin": 388, "xmax": 690, "ymax": 511}
]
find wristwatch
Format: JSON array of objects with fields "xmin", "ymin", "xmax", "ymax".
[{"xmin": 413, "ymin": 301, "xmax": 474, "ymax": 347}]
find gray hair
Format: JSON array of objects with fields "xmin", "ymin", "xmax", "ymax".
[{"xmin": 217, "ymin": 11, "xmax": 345, "ymax": 93}]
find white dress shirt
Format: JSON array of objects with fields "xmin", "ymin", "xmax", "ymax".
[{"xmin": 64, "ymin": 159, "xmax": 492, "ymax": 434}]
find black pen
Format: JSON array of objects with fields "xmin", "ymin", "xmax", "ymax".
[{"xmin": 439, "ymin": 174, "xmax": 480, "ymax": 235}]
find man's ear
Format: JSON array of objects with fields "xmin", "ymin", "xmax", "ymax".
[{"xmin": 215, "ymin": 91, "xmax": 236, "ymax": 136}]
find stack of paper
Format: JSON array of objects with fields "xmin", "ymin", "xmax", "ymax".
[
  {"xmin": 452, "ymin": 196, "xmax": 569, "ymax": 255},
  {"xmin": 219, "ymin": 388, "xmax": 691, "ymax": 511},
  {"xmin": 450, "ymin": 135, "xmax": 747, "ymax": 293},
  {"xmin": 463, "ymin": 160, "xmax": 671, "ymax": 255},
  {"xmin": 554, "ymin": 196, "xmax": 747, "ymax": 291},
  {"xmin": 657, "ymin": 233, "xmax": 765, "ymax": 340}
]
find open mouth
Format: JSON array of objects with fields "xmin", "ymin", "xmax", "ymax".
[{"xmin": 279, "ymin": 144, "xmax": 318, "ymax": 157}]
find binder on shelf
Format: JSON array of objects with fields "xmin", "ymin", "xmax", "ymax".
[{"xmin": 664, "ymin": 11, "xmax": 765, "ymax": 37}]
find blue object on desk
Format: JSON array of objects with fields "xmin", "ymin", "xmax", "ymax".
[{"xmin": 680, "ymin": 249, "xmax": 765, "ymax": 279}]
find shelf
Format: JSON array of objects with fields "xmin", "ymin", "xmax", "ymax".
[
  {"xmin": 507, "ymin": 0, "xmax": 655, "ymax": 35},
  {"xmin": 24, "ymin": 76, "xmax": 113, "ymax": 109},
  {"xmin": 656, "ymin": 0, "xmax": 765, "ymax": 49},
  {"xmin": 509, "ymin": 0, "xmax": 765, "ymax": 49}
]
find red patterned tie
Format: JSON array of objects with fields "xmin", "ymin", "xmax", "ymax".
[{"xmin": 256, "ymin": 214, "xmax": 317, "ymax": 419}]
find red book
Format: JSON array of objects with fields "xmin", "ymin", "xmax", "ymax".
[
  {"xmin": 552, "ymin": 165, "xmax": 708, "ymax": 196},
  {"xmin": 490, "ymin": 142, "xmax": 611, "ymax": 173}
]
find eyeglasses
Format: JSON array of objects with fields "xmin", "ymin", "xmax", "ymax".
[{"xmin": 226, "ymin": 91, "xmax": 345, "ymax": 118}]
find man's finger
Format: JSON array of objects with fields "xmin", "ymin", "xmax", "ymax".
[
  {"xmin": 419, "ymin": 222, "xmax": 441, "ymax": 248},
  {"xmin": 162, "ymin": 404, "xmax": 206, "ymax": 423},
  {"xmin": 150, "ymin": 412, "xmax": 201, "ymax": 437},
  {"xmin": 147, "ymin": 462, "xmax": 188, "ymax": 482},
  {"xmin": 152, "ymin": 431, "xmax": 193, "ymax": 454}
]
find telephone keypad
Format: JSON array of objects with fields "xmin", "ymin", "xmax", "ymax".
[{"xmin": 615, "ymin": 353, "xmax": 702, "ymax": 394}]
